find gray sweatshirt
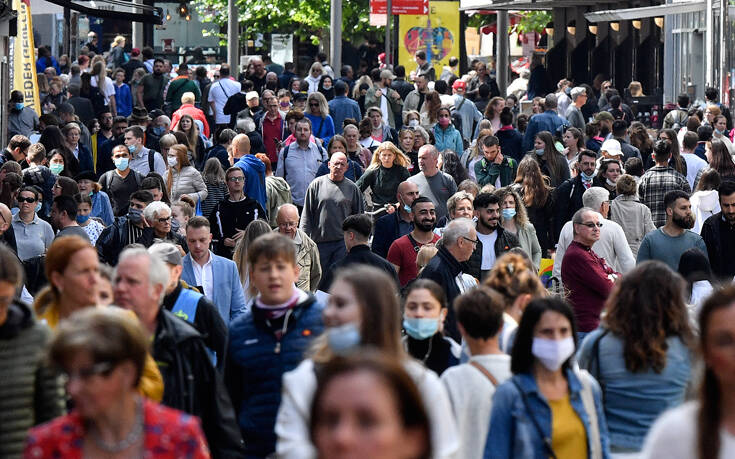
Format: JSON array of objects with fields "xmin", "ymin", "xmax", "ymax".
[{"xmin": 300, "ymin": 175, "xmax": 365, "ymax": 243}]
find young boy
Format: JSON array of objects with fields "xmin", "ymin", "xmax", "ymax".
[
  {"xmin": 226, "ymin": 232, "xmax": 324, "ymax": 458},
  {"xmin": 440, "ymin": 287, "xmax": 512, "ymax": 459}
]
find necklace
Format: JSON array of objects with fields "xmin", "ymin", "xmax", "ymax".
[
  {"xmin": 89, "ymin": 397, "xmax": 144, "ymax": 454},
  {"xmin": 420, "ymin": 336, "xmax": 434, "ymax": 364}
]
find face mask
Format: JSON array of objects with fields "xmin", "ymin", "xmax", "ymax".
[
  {"xmin": 35, "ymin": 202, "xmax": 42, "ymax": 214},
  {"xmin": 114, "ymin": 157, "xmax": 129, "ymax": 171},
  {"xmin": 580, "ymin": 170, "xmax": 596, "ymax": 181},
  {"xmin": 532, "ymin": 336, "xmax": 575, "ymax": 371},
  {"xmin": 171, "ymin": 218, "xmax": 180, "ymax": 234},
  {"xmin": 403, "ymin": 317, "xmax": 439, "ymax": 340},
  {"xmin": 409, "ymin": 119, "xmax": 419, "ymax": 127},
  {"xmin": 438, "ymin": 118, "xmax": 451, "ymax": 128},
  {"xmin": 501, "ymin": 208, "xmax": 516, "ymax": 220},
  {"xmin": 535, "ymin": 148, "xmax": 545, "ymax": 156},
  {"xmin": 50, "ymin": 163, "xmax": 64, "ymax": 175},
  {"xmin": 323, "ymin": 84, "xmax": 332, "ymax": 90},
  {"xmin": 606, "ymin": 178, "xmax": 616, "ymax": 187},
  {"xmin": 14, "ymin": 103, "xmax": 24, "ymax": 111},
  {"xmin": 88, "ymin": 190, "xmax": 94, "ymax": 197},
  {"xmin": 715, "ymin": 128, "xmax": 724, "ymax": 135},
  {"xmin": 127, "ymin": 207, "xmax": 143, "ymax": 224},
  {"xmin": 565, "ymin": 87, "xmax": 571, "ymax": 95},
  {"xmin": 327, "ymin": 323, "xmax": 361, "ymax": 354},
  {"xmin": 167, "ymin": 156, "xmax": 178, "ymax": 168},
  {"xmin": 76, "ymin": 214, "xmax": 90, "ymax": 224},
  {"xmin": 152, "ymin": 126, "xmax": 165, "ymax": 136},
  {"xmin": 280, "ymin": 102, "xmax": 290, "ymax": 109},
  {"xmin": 127, "ymin": 144, "xmax": 137, "ymax": 154}
]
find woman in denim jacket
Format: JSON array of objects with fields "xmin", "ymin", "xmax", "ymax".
[
  {"xmin": 578, "ymin": 261, "xmax": 694, "ymax": 454},
  {"xmin": 484, "ymin": 297, "xmax": 611, "ymax": 459}
]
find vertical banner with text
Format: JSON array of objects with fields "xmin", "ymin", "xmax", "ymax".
[
  {"xmin": 12, "ymin": 0, "xmax": 40, "ymax": 115},
  {"xmin": 398, "ymin": 1, "xmax": 459, "ymax": 79}
]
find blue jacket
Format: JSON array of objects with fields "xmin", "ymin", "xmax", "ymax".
[
  {"xmin": 577, "ymin": 329, "xmax": 692, "ymax": 451},
  {"xmin": 522, "ymin": 110, "xmax": 569, "ymax": 152},
  {"xmin": 181, "ymin": 252, "xmax": 247, "ymax": 323},
  {"xmin": 328, "ymin": 96, "xmax": 361, "ymax": 135},
  {"xmin": 91, "ymin": 191, "xmax": 114, "ymax": 226},
  {"xmin": 433, "ymin": 123, "xmax": 464, "ymax": 154},
  {"xmin": 114, "ymin": 83, "xmax": 133, "ymax": 117},
  {"xmin": 305, "ymin": 112, "xmax": 336, "ymax": 145},
  {"xmin": 485, "ymin": 369, "xmax": 611, "ymax": 459},
  {"xmin": 234, "ymin": 154, "xmax": 267, "ymax": 212},
  {"xmin": 226, "ymin": 294, "xmax": 324, "ymax": 458},
  {"xmin": 372, "ymin": 211, "xmax": 412, "ymax": 258},
  {"xmin": 77, "ymin": 144, "xmax": 94, "ymax": 177}
]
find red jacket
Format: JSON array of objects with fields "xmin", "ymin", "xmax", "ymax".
[
  {"xmin": 24, "ymin": 398, "xmax": 210, "ymax": 458},
  {"xmin": 172, "ymin": 104, "xmax": 210, "ymax": 138}
]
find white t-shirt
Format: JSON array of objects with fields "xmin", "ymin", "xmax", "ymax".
[
  {"xmin": 477, "ymin": 230, "xmax": 498, "ymax": 270},
  {"xmin": 641, "ymin": 401, "xmax": 735, "ymax": 459},
  {"xmin": 92, "ymin": 75, "xmax": 116, "ymax": 104},
  {"xmin": 208, "ymin": 78, "xmax": 241, "ymax": 124}
]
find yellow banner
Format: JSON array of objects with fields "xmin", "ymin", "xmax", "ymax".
[
  {"xmin": 12, "ymin": 0, "xmax": 40, "ymax": 115},
  {"xmin": 398, "ymin": 1, "xmax": 460, "ymax": 80}
]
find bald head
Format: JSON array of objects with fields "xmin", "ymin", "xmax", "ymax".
[
  {"xmin": 276, "ymin": 204, "xmax": 300, "ymax": 239},
  {"xmin": 231, "ymin": 134, "xmax": 251, "ymax": 162},
  {"xmin": 397, "ymin": 180, "xmax": 420, "ymax": 209}
]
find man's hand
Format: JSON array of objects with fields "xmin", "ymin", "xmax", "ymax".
[{"xmin": 224, "ymin": 238, "xmax": 236, "ymax": 248}]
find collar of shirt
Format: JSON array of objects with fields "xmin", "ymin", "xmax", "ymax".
[
  {"xmin": 12, "ymin": 213, "xmax": 38, "ymax": 225},
  {"xmin": 194, "ymin": 250, "xmax": 213, "ymax": 269},
  {"xmin": 292, "ymin": 231, "xmax": 303, "ymax": 246}
]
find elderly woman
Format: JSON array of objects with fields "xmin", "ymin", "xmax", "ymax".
[
  {"xmin": 0, "ymin": 244, "xmax": 64, "ymax": 458},
  {"xmin": 166, "ymin": 144, "xmax": 207, "ymax": 204},
  {"xmin": 496, "ymin": 186, "xmax": 542, "ymax": 270},
  {"xmin": 24, "ymin": 308, "xmax": 210, "ymax": 458},
  {"xmin": 75, "ymin": 171, "xmax": 114, "ymax": 226},
  {"xmin": 609, "ymin": 174, "xmax": 655, "ymax": 257},
  {"xmin": 139, "ymin": 201, "xmax": 187, "ymax": 252}
]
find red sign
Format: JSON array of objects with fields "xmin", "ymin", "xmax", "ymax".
[{"xmin": 370, "ymin": 0, "xmax": 429, "ymax": 16}]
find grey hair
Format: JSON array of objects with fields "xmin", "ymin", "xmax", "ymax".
[
  {"xmin": 116, "ymin": 248, "xmax": 170, "ymax": 304},
  {"xmin": 572, "ymin": 207, "xmax": 598, "ymax": 224},
  {"xmin": 236, "ymin": 117, "xmax": 256, "ymax": 133},
  {"xmin": 143, "ymin": 201, "xmax": 171, "ymax": 222},
  {"xmin": 544, "ymin": 93, "xmax": 558, "ymax": 109},
  {"xmin": 418, "ymin": 144, "xmax": 439, "ymax": 158},
  {"xmin": 582, "ymin": 186, "xmax": 610, "ymax": 212},
  {"xmin": 442, "ymin": 217, "xmax": 475, "ymax": 247},
  {"xmin": 158, "ymin": 133, "xmax": 177, "ymax": 149},
  {"xmin": 413, "ymin": 126, "xmax": 430, "ymax": 142}
]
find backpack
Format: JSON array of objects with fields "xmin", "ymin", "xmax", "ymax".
[
  {"xmin": 670, "ymin": 109, "xmax": 689, "ymax": 130},
  {"xmin": 281, "ymin": 142, "xmax": 327, "ymax": 181},
  {"xmin": 610, "ymin": 107, "xmax": 627, "ymax": 123}
]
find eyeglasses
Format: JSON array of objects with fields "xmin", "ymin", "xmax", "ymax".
[
  {"xmin": 157, "ymin": 216, "xmax": 172, "ymax": 224},
  {"xmin": 61, "ymin": 362, "xmax": 114, "ymax": 382},
  {"xmin": 576, "ymin": 221, "xmax": 603, "ymax": 228},
  {"xmin": 309, "ymin": 103, "xmax": 319, "ymax": 107},
  {"xmin": 462, "ymin": 236, "xmax": 479, "ymax": 246},
  {"xmin": 228, "ymin": 176, "xmax": 245, "ymax": 182}
]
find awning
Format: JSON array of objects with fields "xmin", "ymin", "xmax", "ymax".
[
  {"xmin": 460, "ymin": 0, "xmax": 619, "ymax": 11},
  {"xmin": 585, "ymin": 1, "xmax": 705, "ymax": 22},
  {"xmin": 40, "ymin": 0, "xmax": 163, "ymax": 24}
]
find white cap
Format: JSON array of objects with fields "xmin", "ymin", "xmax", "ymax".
[{"xmin": 600, "ymin": 139, "xmax": 623, "ymax": 156}]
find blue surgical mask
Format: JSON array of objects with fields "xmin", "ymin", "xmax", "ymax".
[
  {"xmin": 127, "ymin": 207, "xmax": 143, "ymax": 223},
  {"xmin": 88, "ymin": 190, "xmax": 94, "ymax": 197},
  {"xmin": 403, "ymin": 204, "xmax": 412, "ymax": 213},
  {"xmin": 327, "ymin": 323, "xmax": 361, "ymax": 354},
  {"xmin": 715, "ymin": 128, "xmax": 724, "ymax": 135},
  {"xmin": 403, "ymin": 317, "xmax": 439, "ymax": 340},
  {"xmin": 15, "ymin": 103, "xmax": 24, "ymax": 111},
  {"xmin": 114, "ymin": 157, "xmax": 129, "ymax": 171},
  {"xmin": 580, "ymin": 170, "xmax": 596, "ymax": 181},
  {"xmin": 171, "ymin": 218, "xmax": 180, "ymax": 234},
  {"xmin": 76, "ymin": 214, "xmax": 90, "ymax": 224},
  {"xmin": 50, "ymin": 163, "xmax": 64, "ymax": 175},
  {"xmin": 35, "ymin": 202, "xmax": 42, "ymax": 214},
  {"xmin": 501, "ymin": 208, "xmax": 516, "ymax": 220},
  {"xmin": 152, "ymin": 126, "xmax": 166, "ymax": 136},
  {"xmin": 127, "ymin": 144, "xmax": 137, "ymax": 154},
  {"xmin": 535, "ymin": 148, "xmax": 545, "ymax": 156}
]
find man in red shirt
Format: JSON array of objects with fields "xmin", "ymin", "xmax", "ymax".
[
  {"xmin": 387, "ymin": 197, "xmax": 440, "ymax": 286},
  {"xmin": 260, "ymin": 95, "xmax": 287, "ymax": 166},
  {"xmin": 171, "ymin": 92, "xmax": 210, "ymax": 138}
]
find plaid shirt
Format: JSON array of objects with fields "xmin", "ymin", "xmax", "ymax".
[{"xmin": 639, "ymin": 165, "xmax": 691, "ymax": 227}]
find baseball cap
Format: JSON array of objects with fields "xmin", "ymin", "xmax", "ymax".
[
  {"xmin": 452, "ymin": 80, "xmax": 466, "ymax": 90},
  {"xmin": 148, "ymin": 242, "xmax": 182, "ymax": 266},
  {"xmin": 380, "ymin": 69, "xmax": 395, "ymax": 80},
  {"xmin": 246, "ymin": 91, "xmax": 260, "ymax": 101},
  {"xmin": 594, "ymin": 111, "xmax": 615, "ymax": 122},
  {"xmin": 600, "ymin": 139, "xmax": 623, "ymax": 156}
]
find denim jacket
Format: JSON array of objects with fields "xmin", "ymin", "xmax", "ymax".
[
  {"xmin": 577, "ymin": 328, "xmax": 692, "ymax": 451},
  {"xmin": 484, "ymin": 368, "xmax": 611, "ymax": 459}
]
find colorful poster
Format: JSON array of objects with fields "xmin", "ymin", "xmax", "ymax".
[
  {"xmin": 398, "ymin": 1, "xmax": 459, "ymax": 79},
  {"xmin": 12, "ymin": 0, "xmax": 41, "ymax": 115}
]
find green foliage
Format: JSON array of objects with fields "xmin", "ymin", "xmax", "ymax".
[
  {"xmin": 466, "ymin": 10, "xmax": 551, "ymax": 34},
  {"xmin": 192, "ymin": 0, "xmax": 380, "ymax": 46}
]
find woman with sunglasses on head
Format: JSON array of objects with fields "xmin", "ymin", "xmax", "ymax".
[{"xmin": 485, "ymin": 297, "xmax": 611, "ymax": 459}]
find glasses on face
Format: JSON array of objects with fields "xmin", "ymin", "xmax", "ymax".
[
  {"xmin": 309, "ymin": 103, "xmax": 319, "ymax": 107},
  {"xmin": 61, "ymin": 361, "xmax": 114, "ymax": 382},
  {"xmin": 228, "ymin": 176, "xmax": 245, "ymax": 182},
  {"xmin": 462, "ymin": 236, "xmax": 479, "ymax": 246},
  {"xmin": 278, "ymin": 221, "xmax": 298, "ymax": 229},
  {"xmin": 577, "ymin": 221, "xmax": 603, "ymax": 229},
  {"xmin": 157, "ymin": 216, "xmax": 172, "ymax": 224},
  {"xmin": 18, "ymin": 196, "xmax": 37, "ymax": 203}
]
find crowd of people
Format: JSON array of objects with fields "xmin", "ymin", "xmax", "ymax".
[{"xmin": 3, "ymin": 39, "xmax": 735, "ymax": 458}]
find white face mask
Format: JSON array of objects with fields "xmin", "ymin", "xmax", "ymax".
[
  {"xmin": 409, "ymin": 119, "xmax": 419, "ymax": 127},
  {"xmin": 532, "ymin": 336, "xmax": 575, "ymax": 371},
  {"xmin": 167, "ymin": 156, "xmax": 178, "ymax": 168}
]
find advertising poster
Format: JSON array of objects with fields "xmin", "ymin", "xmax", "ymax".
[
  {"xmin": 12, "ymin": 0, "xmax": 41, "ymax": 115},
  {"xmin": 398, "ymin": 1, "xmax": 460, "ymax": 78}
]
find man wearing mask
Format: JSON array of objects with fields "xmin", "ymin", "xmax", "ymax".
[
  {"xmin": 96, "ymin": 190, "xmax": 154, "ymax": 265},
  {"xmin": 387, "ymin": 196, "xmax": 440, "ymax": 286},
  {"xmin": 555, "ymin": 149, "xmax": 598, "ymax": 240},
  {"xmin": 8, "ymin": 91, "xmax": 39, "ymax": 138},
  {"xmin": 373, "ymin": 180, "xmax": 420, "ymax": 258},
  {"xmin": 123, "ymin": 126, "xmax": 167, "ymax": 177},
  {"xmin": 473, "ymin": 192, "xmax": 519, "ymax": 278},
  {"xmin": 264, "ymin": 72, "xmax": 279, "ymax": 93},
  {"xmin": 138, "ymin": 58, "xmax": 169, "ymax": 111},
  {"xmin": 98, "ymin": 116, "xmax": 129, "ymax": 175},
  {"xmin": 98, "ymin": 145, "xmax": 146, "ymax": 217}
]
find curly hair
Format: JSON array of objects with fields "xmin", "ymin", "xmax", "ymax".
[
  {"xmin": 603, "ymin": 261, "xmax": 694, "ymax": 373},
  {"xmin": 494, "ymin": 186, "xmax": 529, "ymax": 227},
  {"xmin": 484, "ymin": 253, "xmax": 546, "ymax": 310}
]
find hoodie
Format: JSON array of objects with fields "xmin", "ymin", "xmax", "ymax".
[
  {"xmin": 265, "ymin": 175, "xmax": 292, "ymax": 228},
  {"xmin": 433, "ymin": 123, "xmax": 464, "ymax": 154},
  {"xmin": 234, "ymin": 154, "xmax": 268, "ymax": 212},
  {"xmin": 690, "ymin": 189, "xmax": 721, "ymax": 234}
]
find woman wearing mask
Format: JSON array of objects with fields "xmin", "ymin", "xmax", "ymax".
[
  {"xmin": 433, "ymin": 107, "xmax": 463, "ymax": 154},
  {"xmin": 530, "ymin": 130, "xmax": 571, "ymax": 187},
  {"xmin": 277, "ymin": 89, "xmax": 292, "ymax": 111},
  {"xmin": 166, "ymin": 144, "xmax": 207, "ymax": 204},
  {"xmin": 62, "ymin": 123, "xmax": 94, "ymax": 177},
  {"xmin": 275, "ymin": 266, "xmax": 459, "ymax": 459},
  {"xmin": 484, "ymin": 297, "xmax": 611, "ymax": 459},
  {"xmin": 310, "ymin": 353, "xmax": 433, "ymax": 459},
  {"xmin": 563, "ymin": 127, "xmax": 584, "ymax": 170},
  {"xmin": 404, "ymin": 110, "xmax": 421, "ymax": 129},
  {"xmin": 305, "ymin": 62, "xmax": 324, "ymax": 93},
  {"xmin": 74, "ymin": 193, "xmax": 105, "ymax": 246},
  {"xmin": 496, "ymin": 187, "xmax": 542, "ymax": 270},
  {"xmin": 171, "ymin": 199, "xmax": 194, "ymax": 236},
  {"xmin": 511, "ymin": 157, "xmax": 555, "ymax": 254},
  {"xmin": 305, "ymin": 92, "xmax": 335, "ymax": 145},
  {"xmin": 640, "ymin": 286, "xmax": 735, "ymax": 459},
  {"xmin": 75, "ymin": 171, "xmax": 114, "ymax": 226},
  {"xmin": 593, "ymin": 159, "xmax": 623, "ymax": 200},
  {"xmin": 579, "ymin": 261, "xmax": 693, "ymax": 455},
  {"xmin": 609, "ymin": 174, "xmax": 655, "ymax": 257},
  {"xmin": 711, "ymin": 114, "xmax": 735, "ymax": 154},
  {"xmin": 315, "ymin": 135, "xmax": 364, "ymax": 182},
  {"xmin": 402, "ymin": 279, "xmax": 462, "ymax": 376},
  {"xmin": 318, "ymin": 75, "xmax": 335, "ymax": 101},
  {"xmin": 356, "ymin": 141, "xmax": 410, "ymax": 207},
  {"xmin": 173, "ymin": 115, "xmax": 205, "ymax": 169}
]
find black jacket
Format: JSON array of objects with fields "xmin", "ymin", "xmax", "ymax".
[
  {"xmin": 319, "ymin": 244, "xmax": 398, "ymax": 291},
  {"xmin": 419, "ymin": 245, "xmax": 463, "ymax": 341},
  {"xmin": 554, "ymin": 176, "xmax": 586, "ymax": 242},
  {"xmin": 138, "ymin": 227, "xmax": 189, "ymax": 252},
  {"xmin": 153, "ymin": 308, "xmax": 244, "ymax": 458},
  {"xmin": 701, "ymin": 213, "xmax": 735, "ymax": 279},
  {"xmin": 96, "ymin": 217, "xmax": 136, "ymax": 266},
  {"xmin": 372, "ymin": 211, "xmax": 412, "ymax": 258},
  {"xmin": 209, "ymin": 196, "xmax": 267, "ymax": 258}
]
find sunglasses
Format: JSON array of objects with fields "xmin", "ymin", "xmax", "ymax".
[{"xmin": 18, "ymin": 196, "xmax": 37, "ymax": 203}]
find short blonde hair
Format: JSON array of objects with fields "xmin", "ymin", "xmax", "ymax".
[{"xmin": 181, "ymin": 92, "xmax": 196, "ymax": 105}]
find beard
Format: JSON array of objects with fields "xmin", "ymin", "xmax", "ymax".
[
  {"xmin": 414, "ymin": 219, "xmax": 435, "ymax": 232},
  {"xmin": 672, "ymin": 214, "xmax": 695, "ymax": 229}
]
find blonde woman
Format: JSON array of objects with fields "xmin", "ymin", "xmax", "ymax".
[
  {"xmin": 166, "ymin": 144, "xmax": 207, "ymax": 203},
  {"xmin": 355, "ymin": 141, "xmax": 410, "ymax": 206},
  {"xmin": 304, "ymin": 62, "xmax": 324, "ymax": 93},
  {"xmin": 109, "ymin": 35, "xmax": 127, "ymax": 68},
  {"xmin": 462, "ymin": 124, "xmax": 493, "ymax": 181},
  {"xmin": 90, "ymin": 60, "xmax": 116, "ymax": 115},
  {"xmin": 495, "ymin": 186, "xmax": 542, "ymax": 270},
  {"xmin": 305, "ymin": 92, "xmax": 335, "ymax": 144}
]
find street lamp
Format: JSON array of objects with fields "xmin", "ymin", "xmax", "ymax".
[{"xmin": 610, "ymin": 22, "xmax": 620, "ymax": 32}]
